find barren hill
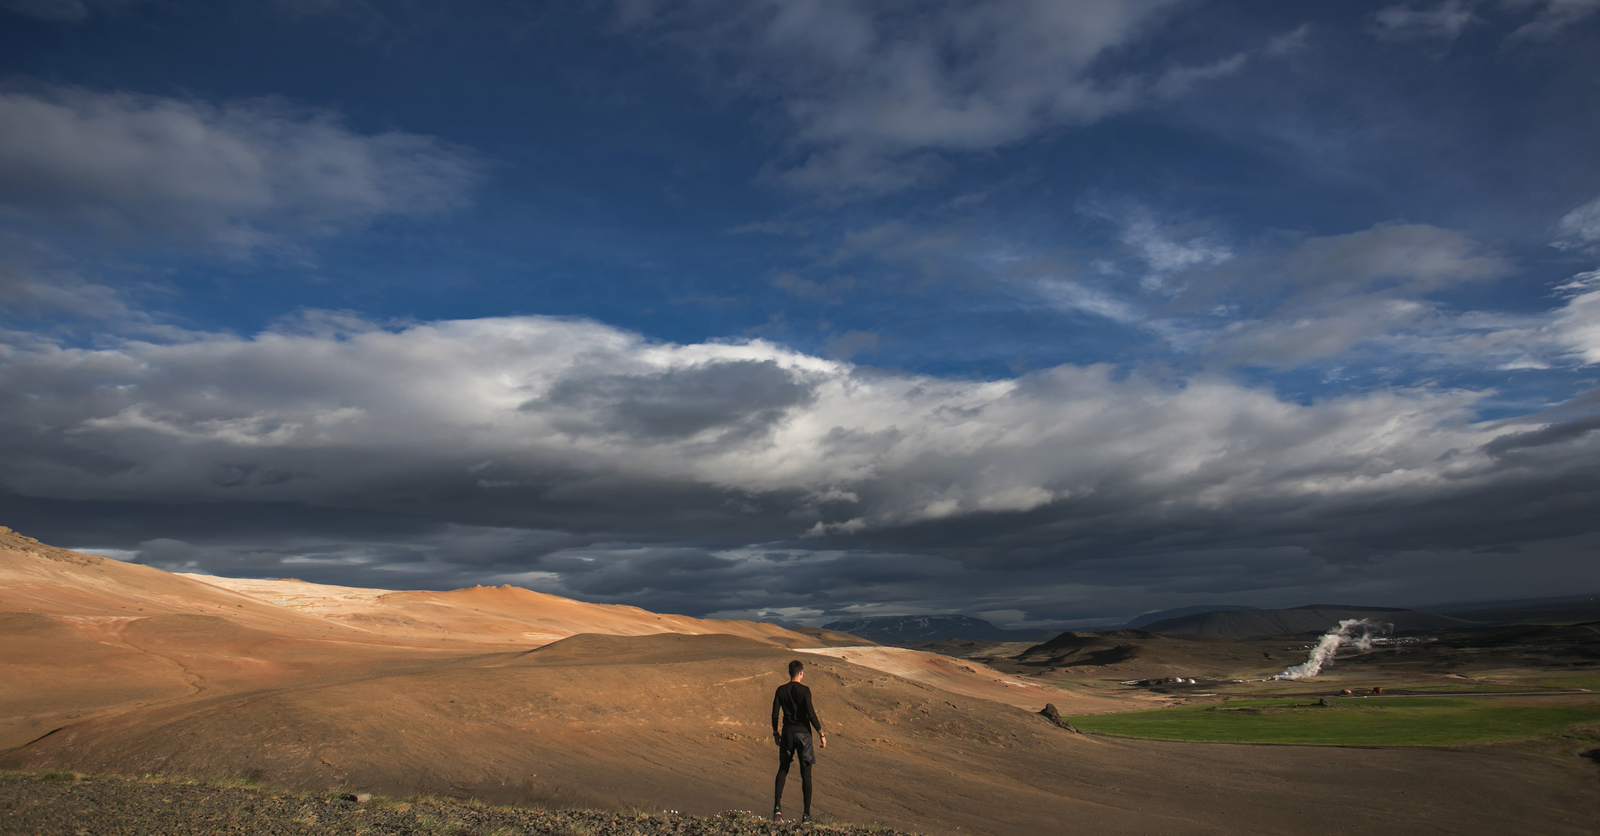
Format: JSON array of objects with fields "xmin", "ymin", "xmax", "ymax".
[
  {"xmin": 179, "ymin": 574, "xmax": 838, "ymax": 648},
  {"xmin": 1008, "ymin": 629, "xmax": 1255, "ymax": 680},
  {"xmin": 0, "ymin": 526, "xmax": 860, "ymax": 754}
]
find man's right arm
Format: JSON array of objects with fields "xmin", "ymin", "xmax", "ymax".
[{"xmin": 804, "ymin": 686, "xmax": 826, "ymax": 748}]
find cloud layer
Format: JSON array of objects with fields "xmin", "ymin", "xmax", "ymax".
[
  {"xmin": 0, "ymin": 87, "xmax": 478, "ymax": 252},
  {"xmin": 6, "ymin": 302, "xmax": 1600, "ymax": 623},
  {"xmin": 622, "ymin": 0, "xmax": 1259, "ymax": 195}
]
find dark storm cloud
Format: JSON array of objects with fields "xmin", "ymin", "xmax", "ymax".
[
  {"xmin": 4, "ymin": 307, "xmax": 1600, "ymax": 626},
  {"xmin": 538, "ymin": 359, "xmax": 817, "ymax": 442},
  {"xmin": 1484, "ymin": 412, "xmax": 1600, "ymax": 456}
]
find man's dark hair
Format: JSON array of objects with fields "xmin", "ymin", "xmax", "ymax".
[{"xmin": 788, "ymin": 659, "xmax": 804, "ymax": 678}]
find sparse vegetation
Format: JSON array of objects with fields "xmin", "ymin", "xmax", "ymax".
[
  {"xmin": 1069, "ymin": 697, "xmax": 1600, "ymax": 746},
  {"xmin": 1372, "ymin": 682, "xmax": 1538, "ymax": 693},
  {"xmin": 214, "ymin": 771, "xmax": 267, "ymax": 788},
  {"xmin": 0, "ymin": 770, "xmax": 919, "ymax": 835}
]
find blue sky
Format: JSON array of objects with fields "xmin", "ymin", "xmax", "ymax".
[{"xmin": 2, "ymin": 0, "xmax": 1599, "ymax": 628}]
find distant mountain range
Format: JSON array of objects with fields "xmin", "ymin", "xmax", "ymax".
[
  {"xmin": 820, "ymin": 615, "xmax": 1050, "ymax": 645},
  {"xmin": 1125, "ymin": 604, "xmax": 1259, "ymax": 629},
  {"xmin": 1140, "ymin": 604, "xmax": 1476, "ymax": 637},
  {"xmin": 1428, "ymin": 594, "xmax": 1600, "ymax": 626},
  {"xmin": 826, "ymin": 593, "xmax": 1600, "ymax": 646}
]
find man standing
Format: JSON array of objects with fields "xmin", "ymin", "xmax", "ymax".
[{"xmin": 772, "ymin": 658, "xmax": 826, "ymax": 823}]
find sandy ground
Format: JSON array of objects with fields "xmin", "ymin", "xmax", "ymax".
[{"xmin": 4, "ymin": 526, "xmax": 1599, "ymax": 836}]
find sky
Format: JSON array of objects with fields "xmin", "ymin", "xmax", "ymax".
[{"xmin": 2, "ymin": 0, "xmax": 1599, "ymax": 629}]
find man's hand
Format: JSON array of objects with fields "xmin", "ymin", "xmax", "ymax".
[
  {"xmin": 819, "ymin": 733, "xmax": 827, "ymax": 749},
  {"xmin": 773, "ymin": 732, "xmax": 782, "ymax": 747}
]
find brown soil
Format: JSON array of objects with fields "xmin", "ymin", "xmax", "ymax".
[{"xmin": 4, "ymin": 526, "xmax": 1599, "ymax": 836}]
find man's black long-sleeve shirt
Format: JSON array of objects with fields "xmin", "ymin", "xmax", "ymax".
[{"xmin": 772, "ymin": 681, "xmax": 823, "ymax": 735}]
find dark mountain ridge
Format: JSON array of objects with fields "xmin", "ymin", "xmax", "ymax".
[
  {"xmin": 1124, "ymin": 604, "xmax": 1259, "ymax": 629},
  {"xmin": 1141, "ymin": 604, "xmax": 1475, "ymax": 638},
  {"xmin": 820, "ymin": 614, "xmax": 1048, "ymax": 645}
]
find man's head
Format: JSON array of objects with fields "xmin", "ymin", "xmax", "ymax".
[{"xmin": 788, "ymin": 659, "xmax": 804, "ymax": 680}]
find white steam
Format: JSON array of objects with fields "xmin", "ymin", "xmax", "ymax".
[{"xmin": 1273, "ymin": 618, "xmax": 1388, "ymax": 681}]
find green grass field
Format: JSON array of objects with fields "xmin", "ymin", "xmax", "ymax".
[
  {"xmin": 1069, "ymin": 697, "xmax": 1600, "ymax": 746},
  {"xmin": 1527, "ymin": 674, "xmax": 1600, "ymax": 692}
]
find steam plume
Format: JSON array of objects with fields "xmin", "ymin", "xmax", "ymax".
[{"xmin": 1273, "ymin": 618, "xmax": 1388, "ymax": 680}]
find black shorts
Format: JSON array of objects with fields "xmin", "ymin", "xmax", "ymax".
[{"xmin": 778, "ymin": 726, "xmax": 815, "ymax": 765}]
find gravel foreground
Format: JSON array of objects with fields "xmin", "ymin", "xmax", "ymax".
[{"xmin": 0, "ymin": 772, "xmax": 917, "ymax": 836}]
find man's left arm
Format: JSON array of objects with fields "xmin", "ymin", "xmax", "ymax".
[{"xmin": 771, "ymin": 689, "xmax": 782, "ymax": 744}]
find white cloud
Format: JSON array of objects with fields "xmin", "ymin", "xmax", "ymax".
[
  {"xmin": 1368, "ymin": 0, "xmax": 1597, "ymax": 43},
  {"xmin": 1547, "ymin": 270, "xmax": 1600, "ymax": 365},
  {"xmin": 1173, "ymin": 224, "xmax": 1514, "ymax": 366},
  {"xmin": 1033, "ymin": 278, "xmax": 1144, "ymax": 324},
  {"xmin": 1371, "ymin": 1, "xmax": 1480, "ymax": 40},
  {"xmin": 1504, "ymin": 0, "xmax": 1600, "ymax": 40},
  {"xmin": 1555, "ymin": 194, "xmax": 1600, "ymax": 252},
  {"xmin": 1114, "ymin": 211, "xmax": 1234, "ymax": 293},
  {"xmin": 0, "ymin": 87, "xmax": 478, "ymax": 253},
  {"xmin": 0, "ymin": 232, "xmax": 133, "ymax": 320},
  {"xmin": 622, "ymin": 0, "xmax": 1261, "ymax": 196},
  {"xmin": 1013, "ymin": 220, "xmax": 1521, "ymax": 367},
  {"xmin": 1265, "ymin": 24, "xmax": 1312, "ymax": 56}
]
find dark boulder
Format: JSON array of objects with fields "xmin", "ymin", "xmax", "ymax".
[{"xmin": 1038, "ymin": 703, "xmax": 1080, "ymax": 733}]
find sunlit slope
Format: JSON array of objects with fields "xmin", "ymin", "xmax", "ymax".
[
  {"xmin": 0, "ymin": 527, "xmax": 360, "ymax": 632},
  {"xmin": 0, "ymin": 526, "xmax": 843, "ymax": 752},
  {"xmin": 795, "ymin": 645, "xmax": 1130, "ymax": 712},
  {"xmin": 181, "ymin": 574, "xmax": 842, "ymax": 648},
  {"xmin": 0, "ymin": 527, "xmax": 439, "ymax": 749}
]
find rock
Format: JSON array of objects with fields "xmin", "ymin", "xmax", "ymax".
[
  {"xmin": 1318, "ymin": 698, "xmax": 1333, "ymax": 706},
  {"xmin": 343, "ymin": 793, "xmax": 372, "ymax": 803},
  {"xmin": 1038, "ymin": 704, "xmax": 1080, "ymax": 733}
]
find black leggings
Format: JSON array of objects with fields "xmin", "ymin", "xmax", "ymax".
[{"xmin": 774, "ymin": 754, "xmax": 812, "ymax": 813}]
